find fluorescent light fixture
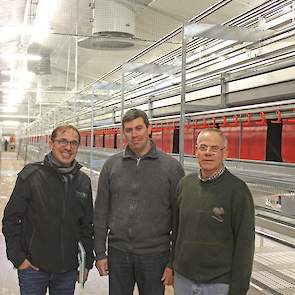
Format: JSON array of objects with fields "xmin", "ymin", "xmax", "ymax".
[
  {"xmin": 31, "ymin": 0, "xmax": 58, "ymax": 42},
  {"xmin": 0, "ymin": 106, "xmax": 18, "ymax": 113},
  {"xmin": 1, "ymin": 120, "xmax": 21, "ymax": 126},
  {"xmin": 1, "ymin": 70, "xmax": 35, "ymax": 79},
  {"xmin": 2, "ymin": 82, "xmax": 31, "ymax": 89},
  {"xmin": 282, "ymin": 5, "xmax": 292, "ymax": 14},
  {"xmin": 0, "ymin": 53, "xmax": 42, "ymax": 61},
  {"xmin": 0, "ymin": 25, "xmax": 53, "ymax": 42},
  {"xmin": 0, "ymin": 25, "xmax": 53, "ymax": 35}
]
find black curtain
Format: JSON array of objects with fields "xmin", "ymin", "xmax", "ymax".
[
  {"xmin": 172, "ymin": 128, "xmax": 179, "ymax": 154},
  {"xmin": 266, "ymin": 119, "xmax": 282, "ymax": 162}
]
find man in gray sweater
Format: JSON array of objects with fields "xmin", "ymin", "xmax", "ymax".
[
  {"xmin": 173, "ymin": 128, "xmax": 255, "ymax": 295},
  {"xmin": 94, "ymin": 109, "xmax": 184, "ymax": 295}
]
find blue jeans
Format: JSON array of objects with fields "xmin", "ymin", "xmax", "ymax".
[
  {"xmin": 18, "ymin": 268, "xmax": 77, "ymax": 295},
  {"xmin": 174, "ymin": 272, "xmax": 229, "ymax": 295},
  {"xmin": 108, "ymin": 247, "xmax": 169, "ymax": 295}
]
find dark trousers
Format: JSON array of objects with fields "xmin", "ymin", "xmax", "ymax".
[
  {"xmin": 108, "ymin": 247, "xmax": 169, "ymax": 295},
  {"xmin": 18, "ymin": 268, "xmax": 77, "ymax": 295}
]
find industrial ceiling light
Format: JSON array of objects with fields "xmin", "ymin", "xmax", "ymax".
[
  {"xmin": 0, "ymin": 25, "xmax": 53, "ymax": 44},
  {"xmin": 0, "ymin": 53, "xmax": 42, "ymax": 61},
  {"xmin": 1, "ymin": 120, "xmax": 20, "ymax": 125},
  {"xmin": 0, "ymin": 106, "xmax": 18, "ymax": 113}
]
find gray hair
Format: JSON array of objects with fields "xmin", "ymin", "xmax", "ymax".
[{"xmin": 197, "ymin": 128, "xmax": 228, "ymax": 147}]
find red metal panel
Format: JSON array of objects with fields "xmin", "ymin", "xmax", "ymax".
[
  {"xmin": 220, "ymin": 126, "xmax": 240, "ymax": 159},
  {"xmin": 282, "ymin": 119, "xmax": 295, "ymax": 163},
  {"xmin": 95, "ymin": 130, "xmax": 104, "ymax": 147},
  {"xmin": 240, "ymin": 124, "xmax": 267, "ymax": 160},
  {"xmin": 104, "ymin": 129, "xmax": 115, "ymax": 148},
  {"xmin": 116, "ymin": 132, "xmax": 126, "ymax": 149},
  {"xmin": 152, "ymin": 124, "xmax": 163, "ymax": 151},
  {"xmin": 105, "ymin": 135, "xmax": 114, "ymax": 148},
  {"xmin": 184, "ymin": 124, "xmax": 194, "ymax": 155},
  {"xmin": 80, "ymin": 131, "xmax": 87, "ymax": 147},
  {"xmin": 162, "ymin": 125, "xmax": 174, "ymax": 153},
  {"xmin": 152, "ymin": 132, "xmax": 162, "ymax": 151}
]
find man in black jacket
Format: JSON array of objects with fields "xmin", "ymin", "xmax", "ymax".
[{"xmin": 2, "ymin": 124, "xmax": 94, "ymax": 295}]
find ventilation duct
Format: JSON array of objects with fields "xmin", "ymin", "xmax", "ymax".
[{"xmin": 79, "ymin": 0, "xmax": 137, "ymax": 50}]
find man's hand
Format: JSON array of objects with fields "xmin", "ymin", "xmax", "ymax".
[
  {"xmin": 161, "ymin": 266, "xmax": 173, "ymax": 286},
  {"xmin": 18, "ymin": 259, "xmax": 39, "ymax": 271},
  {"xmin": 95, "ymin": 258, "xmax": 109, "ymax": 276}
]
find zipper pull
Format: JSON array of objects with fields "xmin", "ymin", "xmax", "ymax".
[{"xmin": 136, "ymin": 158, "xmax": 141, "ymax": 166}]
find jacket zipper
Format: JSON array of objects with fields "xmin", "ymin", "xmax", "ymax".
[
  {"xmin": 136, "ymin": 157, "xmax": 141, "ymax": 166},
  {"xmin": 61, "ymin": 177, "xmax": 68, "ymax": 271},
  {"xmin": 28, "ymin": 228, "xmax": 36, "ymax": 252}
]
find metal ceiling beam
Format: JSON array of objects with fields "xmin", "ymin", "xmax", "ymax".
[{"xmin": 184, "ymin": 23, "xmax": 275, "ymax": 42}]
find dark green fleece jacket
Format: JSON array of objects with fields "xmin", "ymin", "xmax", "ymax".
[{"xmin": 173, "ymin": 168, "xmax": 255, "ymax": 295}]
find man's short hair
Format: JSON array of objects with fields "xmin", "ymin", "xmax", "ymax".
[
  {"xmin": 50, "ymin": 124, "xmax": 81, "ymax": 143},
  {"xmin": 122, "ymin": 109, "xmax": 149, "ymax": 128},
  {"xmin": 197, "ymin": 128, "xmax": 228, "ymax": 147}
]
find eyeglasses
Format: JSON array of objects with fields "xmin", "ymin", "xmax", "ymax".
[
  {"xmin": 54, "ymin": 139, "xmax": 79, "ymax": 148},
  {"xmin": 197, "ymin": 144, "xmax": 225, "ymax": 153}
]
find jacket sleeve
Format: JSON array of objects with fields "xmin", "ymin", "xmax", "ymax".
[
  {"xmin": 168, "ymin": 163, "xmax": 185, "ymax": 267},
  {"xmin": 94, "ymin": 162, "xmax": 111, "ymax": 260},
  {"xmin": 230, "ymin": 182, "xmax": 255, "ymax": 295},
  {"xmin": 79, "ymin": 179, "xmax": 95, "ymax": 270},
  {"xmin": 2, "ymin": 176, "xmax": 30, "ymax": 268}
]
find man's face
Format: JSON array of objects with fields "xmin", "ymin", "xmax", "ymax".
[
  {"xmin": 195, "ymin": 132, "xmax": 228, "ymax": 178},
  {"xmin": 123, "ymin": 117, "xmax": 151, "ymax": 156},
  {"xmin": 49, "ymin": 128, "xmax": 80, "ymax": 167}
]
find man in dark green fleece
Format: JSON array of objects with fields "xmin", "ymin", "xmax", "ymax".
[{"xmin": 173, "ymin": 128, "xmax": 255, "ymax": 295}]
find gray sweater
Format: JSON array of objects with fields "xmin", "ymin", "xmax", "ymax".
[{"xmin": 94, "ymin": 141, "xmax": 185, "ymax": 260}]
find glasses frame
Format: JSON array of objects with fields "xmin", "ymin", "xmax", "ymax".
[
  {"xmin": 196, "ymin": 144, "xmax": 226, "ymax": 153},
  {"xmin": 54, "ymin": 138, "xmax": 80, "ymax": 148}
]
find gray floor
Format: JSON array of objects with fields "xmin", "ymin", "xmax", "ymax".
[{"xmin": 1, "ymin": 152, "xmax": 295, "ymax": 295}]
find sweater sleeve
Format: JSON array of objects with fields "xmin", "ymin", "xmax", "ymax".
[
  {"xmin": 94, "ymin": 162, "xmax": 111, "ymax": 260},
  {"xmin": 168, "ymin": 163, "xmax": 185, "ymax": 267},
  {"xmin": 230, "ymin": 182, "xmax": 255, "ymax": 295},
  {"xmin": 171, "ymin": 177, "xmax": 184, "ymax": 270},
  {"xmin": 2, "ymin": 177, "xmax": 30, "ymax": 268}
]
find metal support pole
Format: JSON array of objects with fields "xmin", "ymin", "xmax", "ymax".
[
  {"xmin": 74, "ymin": 0, "xmax": 79, "ymax": 121},
  {"xmin": 112, "ymin": 108, "xmax": 116, "ymax": 124},
  {"xmin": 90, "ymin": 92, "xmax": 95, "ymax": 180},
  {"xmin": 179, "ymin": 24, "xmax": 187, "ymax": 166},
  {"xmin": 120, "ymin": 70, "xmax": 125, "ymax": 149},
  {"xmin": 148, "ymin": 96, "xmax": 153, "ymax": 119},
  {"xmin": 220, "ymin": 73, "xmax": 227, "ymax": 107}
]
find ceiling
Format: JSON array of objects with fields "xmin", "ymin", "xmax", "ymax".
[{"xmin": 0, "ymin": 0, "xmax": 268, "ymax": 135}]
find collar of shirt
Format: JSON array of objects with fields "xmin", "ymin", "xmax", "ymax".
[
  {"xmin": 123, "ymin": 140, "xmax": 158, "ymax": 160},
  {"xmin": 198, "ymin": 165, "xmax": 225, "ymax": 182}
]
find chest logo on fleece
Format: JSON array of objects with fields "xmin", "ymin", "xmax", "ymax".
[{"xmin": 211, "ymin": 207, "xmax": 224, "ymax": 222}]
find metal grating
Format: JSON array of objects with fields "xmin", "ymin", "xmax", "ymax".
[
  {"xmin": 252, "ymin": 271, "xmax": 295, "ymax": 294},
  {"xmin": 255, "ymin": 251, "xmax": 295, "ymax": 266},
  {"xmin": 277, "ymin": 269, "xmax": 295, "ymax": 281}
]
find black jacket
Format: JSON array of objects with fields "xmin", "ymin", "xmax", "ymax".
[{"xmin": 2, "ymin": 158, "xmax": 94, "ymax": 272}]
